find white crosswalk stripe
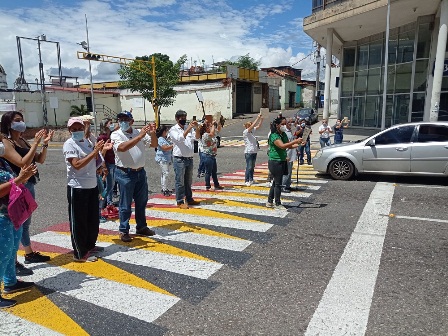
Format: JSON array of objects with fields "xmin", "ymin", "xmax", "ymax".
[
  {"xmin": 149, "ymin": 198, "xmax": 289, "ymax": 218},
  {"xmin": 5, "ymin": 161, "xmax": 325, "ymax": 334},
  {"xmin": 31, "ymin": 231, "xmax": 223, "ymax": 279}
]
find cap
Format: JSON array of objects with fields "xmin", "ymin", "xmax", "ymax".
[
  {"xmin": 175, "ymin": 109, "xmax": 187, "ymax": 118},
  {"xmin": 67, "ymin": 117, "xmax": 84, "ymax": 128},
  {"xmin": 79, "ymin": 114, "xmax": 94, "ymax": 121},
  {"xmin": 117, "ymin": 111, "xmax": 133, "ymax": 119}
]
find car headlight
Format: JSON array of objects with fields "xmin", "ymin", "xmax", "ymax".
[{"xmin": 314, "ymin": 150, "xmax": 323, "ymax": 158}]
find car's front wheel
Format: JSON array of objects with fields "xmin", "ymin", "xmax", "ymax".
[{"xmin": 329, "ymin": 158, "xmax": 354, "ymax": 180}]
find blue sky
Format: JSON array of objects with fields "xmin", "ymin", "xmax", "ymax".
[{"xmin": 0, "ymin": 0, "xmax": 315, "ymax": 87}]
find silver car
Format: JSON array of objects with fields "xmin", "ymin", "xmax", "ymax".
[{"xmin": 312, "ymin": 122, "xmax": 448, "ymax": 180}]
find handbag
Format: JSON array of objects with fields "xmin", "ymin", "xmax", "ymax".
[{"xmin": 8, "ymin": 179, "xmax": 38, "ymax": 230}]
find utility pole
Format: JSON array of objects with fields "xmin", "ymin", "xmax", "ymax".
[
  {"xmin": 315, "ymin": 43, "xmax": 321, "ymax": 110},
  {"xmin": 37, "ymin": 35, "xmax": 48, "ymax": 126},
  {"xmin": 85, "ymin": 14, "xmax": 97, "ymax": 136}
]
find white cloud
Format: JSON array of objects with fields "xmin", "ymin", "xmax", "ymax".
[{"xmin": 0, "ymin": 0, "xmax": 315, "ymax": 87}]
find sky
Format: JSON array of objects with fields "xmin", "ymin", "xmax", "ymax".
[{"xmin": 0, "ymin": 0, "xmax": 317, "ymax": 88}]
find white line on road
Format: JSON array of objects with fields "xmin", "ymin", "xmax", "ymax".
[
  {"xmin": 31, "ymin": 231, "xmax": 222, "ymax": 279},
  {"xmin": 149, "ymin": 198, "xmax": 289, "ymax": 218},
  {"xmin": 305, "ymin": 182, "xmax": 395, "ymax": 336},
  {"xmin": 99, "ymin": 221, "xmax": 253, "ymax": 252},
  {"xmin": 24, "ymin": 263, "xmax": 179, "ymax": 323},
  {"xmin": 0, "ymin": 311, "xmax": 63, "ymax": 336},
  {"xmin": 146, "ymin": 209, "xmax": 273, "ymax": 232}
]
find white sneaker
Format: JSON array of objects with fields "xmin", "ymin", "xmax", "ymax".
[
  {"xmin": 275, "ymin": 204, "xmax": 287, "ymax": 210},
  {"xmin": 245, "ymin": 182, "xmax": 251, "ymax": 187},
  {"xmin": 266, "ymin": 202, "xmax": 274, "ymax": 208}
]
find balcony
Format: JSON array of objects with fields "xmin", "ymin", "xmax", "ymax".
[{"xmin": 312, "ymin": 0, "xmax": 348, "ymax": 13}]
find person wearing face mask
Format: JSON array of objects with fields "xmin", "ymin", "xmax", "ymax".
[
  {"xmin": 318, "ymin": 119, "xmax": 333, "ymax": 148},
  {"xmin": 243, "ymin": 113, "xmax": 263, "ymax": 186},
  {"xmin": 281, "ymin": 119, "xmax": 299, "ymax": 193},
  {"xmin": 64, "ymin": 117, "xmax": 112, "ymax": 261},
  {"xmin": 295, "ymin": 118, "xmax": 312, "ymax": 165},
  {"xmin": 111, "ymin": 111, "xmax": 158, "ymax": 243},
  {"xmin": 197, "ymin": 116, "xmax": 224, "ymax": 191},
  {"xmin": 0, "ymin": 134, "xmax": 38, "ymax": 308},
  {"xmin": 168, "ymin": 109, "xmax": 201, "ymax": 209},
  {"xmin": 0, "ymin": 111, "xmax": 54, "ymax": 276},
  {"xmin": 97, "ymin": 118, "xmax": 117, "ymax": 211},
  {"xmin": 266, "ymin": 117, "xmax": 302, "ymax": 209},
  {"xmin": 333, "ymin": 118, "xmax": 349, "ymax": 144}
]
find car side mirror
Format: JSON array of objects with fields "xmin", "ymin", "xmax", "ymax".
[{"xmin": 366, "ymin": 139, "xmax": 375, "ymax": 146}]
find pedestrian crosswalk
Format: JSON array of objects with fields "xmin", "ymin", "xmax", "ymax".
[
  {"xmin": 3, "ymin": 158, "xmax": 326, "ymax": 335},
  {"xmin": 220, "ymin": 138, "xmax": 269, "ymax": 147}
]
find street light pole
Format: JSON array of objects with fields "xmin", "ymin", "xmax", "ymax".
[
  {"xmin": 37, "ymin": 35, "xmax": 48, "ymax": 126},
  {"xmin": 381, "ymin": 0, "xmax": 391, "ymax": 130},
  {"xmin": 85, "ymin": 14, "xmax": 97, "ymax": 136}
]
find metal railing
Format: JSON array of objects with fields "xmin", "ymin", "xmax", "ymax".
[{"xmin": 312, "ymin": 0, "xmax": 347, "ymax": 12}]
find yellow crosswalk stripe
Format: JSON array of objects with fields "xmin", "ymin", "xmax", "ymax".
[{"xmin": 6, "ymin": 287, "xmax": 89, "ymax": 336}]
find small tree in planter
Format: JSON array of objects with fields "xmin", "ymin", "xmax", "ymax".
[{"xmin": 70, "ymin": 104, "xmax": 89, "ymax": 117}]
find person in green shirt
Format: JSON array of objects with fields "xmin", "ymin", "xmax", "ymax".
[{"xmin": 267, "ymin": 117, "xmax": 302, "ymax": 209}]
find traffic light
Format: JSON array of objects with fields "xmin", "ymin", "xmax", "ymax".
[{"xmin": 83, "ymin": 52, "xmax": 101, "ymax": 61}]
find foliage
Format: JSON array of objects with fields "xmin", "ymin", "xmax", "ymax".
[
  {"xmin": 225, "ymin": 53, "xmax": 261, "ymax": 70},
  {"xmin": 70, "ymin": 104, "xmax": 89, "ymax": 116},
  {"xmin": 118, "ymin": 53, "xmax": 188, "ymax": 116}
]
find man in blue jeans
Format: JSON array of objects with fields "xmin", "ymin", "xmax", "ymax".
[
  {"xmin": 111, "ymin": 111, "xmax": 157, "ymax": 243},
  {"xmin": 169, "ymin": 110, "xmax": 201, "ymax": 209}
]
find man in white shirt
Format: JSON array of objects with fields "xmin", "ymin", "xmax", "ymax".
[
  {"xmin": 318, "ymin": 119, "xmax": 333, "ymax": 148},
  {"xmin": 169, "ymin": 110, "xmax": 200, "ymax": 209},
  {"xmin": 111, "ymin": 111, "xmax": 157, "ymax": 242}
]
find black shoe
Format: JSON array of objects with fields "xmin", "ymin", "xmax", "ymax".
[
  {"xmin": 289, "ymin": 187, "xmax": 300, "ymax": 191},
  {"xmin": 299, "ymin": 161, "xmax": 304, "ymax": 165},
  {"xmin": 136, "ymin": 227, "xmax": 156, "ymax": 236},
  {"xmin": 0, "ymin": 297, "xmax": 17, "ymax": 309},
  {"xmin": 119, "ymin": 232, "xmax": 132, "ymax": 242},
  {"xmin": 282, "ymin": 188, "xmax": 291, "ymax": 193},
  {"xmin": 307, "ymin": 161, "xmax": 312, "ymax": 165},
  {"xmin": 3, "ymin": 280, "xmax": 34, "ymax": 294},
  {"xmin": 24, "ymin": 251, "xmax": 50, "ymax": 264},
  {"xmin": 16, "ymin": 261, "xmax": 33, "ymax": 276}
]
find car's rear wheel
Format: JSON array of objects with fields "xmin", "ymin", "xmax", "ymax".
[{"xmin": 329, "ymin": 158, "xmax": 354, "ymax": 180}]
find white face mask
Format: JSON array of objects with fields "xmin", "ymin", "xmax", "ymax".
[
  {"xmin": 0, "ymin": 142, "xmax": 4, "ymax": 157},
  {"xmin": 280, "ymin": 125, "xmax": 288, "ymax": 133}
]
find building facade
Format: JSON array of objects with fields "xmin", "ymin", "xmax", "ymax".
[{"xmin": 304, "ymin": 0, "xmax": 448, "ymax": 128}]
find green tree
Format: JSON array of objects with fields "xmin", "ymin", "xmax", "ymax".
[
  {"xmin": 225, "ymin": 53, "xmax": 261, "ymax": 70},
  {"xmin": 118, "ymin": 53, "xmax": 187, "ymax": 124},
  {"xmin": 70, "ymin": 104, "xmax": 89, "ymax": 117}
]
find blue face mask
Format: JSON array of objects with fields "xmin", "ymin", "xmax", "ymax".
[
  {"xmin": 108, "ymin": 123, "xmax": 115, "ymax": 131},
  {"xmin": 11, "ymin": 121, "xmax": 26, "ymax": 133},
  {"xmin": 71, "ymin": 131, "xmax": 84, "ymax": 141},
  {"xmin": 119, "ymin": 121, "xmax": 130, "ymax": 132}
]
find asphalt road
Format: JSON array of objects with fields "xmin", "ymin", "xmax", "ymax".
[{"xmin": 7, "ymin": 109, "xmax": 448, "ymax": 336}]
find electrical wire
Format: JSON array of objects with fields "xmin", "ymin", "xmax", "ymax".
[{"xmin": 290, "ymin": 52, "xmax": 314, "ymax": 67}]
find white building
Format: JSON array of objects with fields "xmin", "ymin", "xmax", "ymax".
[{"xmin": 304, "ymin": 0, "xmax": 448, "ymax": 128}]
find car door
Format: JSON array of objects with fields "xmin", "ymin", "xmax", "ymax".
[
  {"xmin": 411, "ymin": 124, "xmax": 448, "ymax": 174},
  {"xmin": 362, "ymin": 125, "xmax": 415, "ymax": 173}
]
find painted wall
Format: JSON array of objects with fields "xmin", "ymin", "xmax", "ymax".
[
  {"xmin": 252, "ymin": 82, "xmax": 263, "ymax": 113},
  {"xmin": 301, "ymin": 85, "xmax": 315, "ymax": 108},
  {"xmin": 120, "ymin": 81, "xmax": 234, "ymax": 122},
  {"xmin": 281, "ymin": 77, "xmax": 297, "ymax": 110},
  {"xmin": 8, "ymin": 90, "xmax": 119, "ymax": 127}
]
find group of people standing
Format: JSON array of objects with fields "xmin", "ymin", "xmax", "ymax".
[{"xmin": 0, "ymin": 107, "xmax": 349, "ymax": 308}]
